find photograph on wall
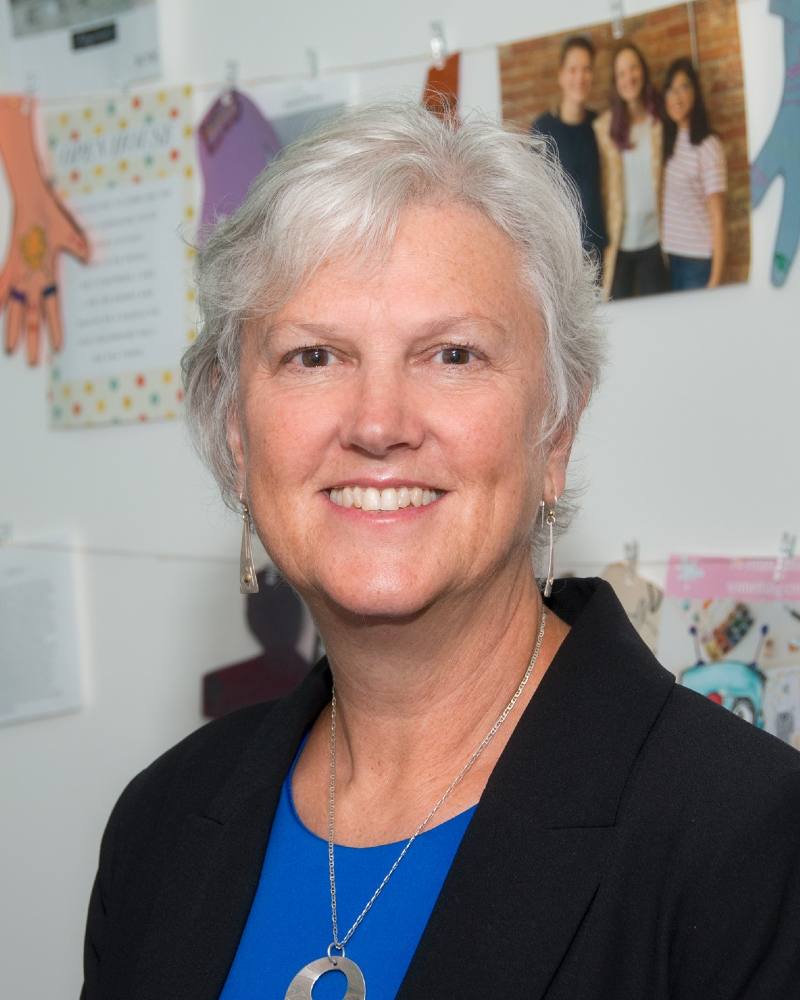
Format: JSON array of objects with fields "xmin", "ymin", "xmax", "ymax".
[
  {"xmin": 45, "ymin": 84, "xmax": 198, "ymax": 427},
  {"xmin": 499, "ymin": 0, "xmax": 749, "ymax": 301},
  {"xmin": 657, "ymin": 555, "xmax": 800, "ymax": 750}
]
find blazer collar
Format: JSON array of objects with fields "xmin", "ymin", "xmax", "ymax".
[
  {"xmin": 397, "ymin": 577, "xmax": 675, "ymax": 998},
  {"xmin": 130, "ymin": 577, "xmax": 674, "ymax": 1000}
]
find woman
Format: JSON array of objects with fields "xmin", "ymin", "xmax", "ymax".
[
  {"xmin": 81, "ymin": 103, "xmax": 800, "ymax": 1000},
  {"xmin": 594, "ymin": 41, "xmax": 667, "ymax": 300},
  {"xmin": 662, "ymin": 57, "xmax": 727, "ymax": 290},
  {"xmin": 532, "ymin": 35, "xmax": 607, "ymax": 267}
]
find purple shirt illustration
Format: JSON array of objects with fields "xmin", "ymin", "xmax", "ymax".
[{"xmin": 198, "ymin": 89, "xmax": 282, "ymax": 233}]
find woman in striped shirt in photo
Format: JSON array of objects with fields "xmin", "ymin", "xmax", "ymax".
[{"xmin": 662, "ymin": 58, "xmax": 727, "ymax": 291}]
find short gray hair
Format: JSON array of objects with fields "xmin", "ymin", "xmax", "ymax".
[{"xmin": 183, "ymin": 101, "xmax": 604, "ymax": 530}]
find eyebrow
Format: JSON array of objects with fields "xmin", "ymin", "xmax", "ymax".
[{"xmin": 267, "ymin": 313, "xmax": 509, "ymax": 339}]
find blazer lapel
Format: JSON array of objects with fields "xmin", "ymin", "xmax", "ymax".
[
  {"xmin": 398, "ymin": 579, "xmax": 675, "ymax": 999},
  {"xmin": 122, "ymin": 662, "xmax": 332, "ymax": 1000}
]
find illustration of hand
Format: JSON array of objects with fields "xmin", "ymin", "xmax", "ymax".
[
  {"xmin": 0, "ymin": 96, "xmax": 90, "ymax": 365},
  {"xmin": 750, "ymin": 1, "xmax": 800, "ymax": 287}
]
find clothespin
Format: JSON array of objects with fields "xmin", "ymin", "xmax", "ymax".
[
  {"xmin": 430, "ymin": 20, "xmax": 447, "ymax": 71},
  {"xmin": 623, "ymin": 539, "xmax": 639, "ymax": 584},
  {"xmin": 306, "ymin": 48, "xmax": 319, "ymax": 79},
  {"xmin": 773, "ymin": 531, "xmax": 797, "ymax": 583},
  {"xmin": 609, "ymin": 0, "xmax": 625, "ymax": 39},
  {"xmin": 222, "ymin": 59, "xmax": 238, "ymax": 106},
  {"xmin": 22, "ymin": 73, "xmax": 36, "ymax": 115}
]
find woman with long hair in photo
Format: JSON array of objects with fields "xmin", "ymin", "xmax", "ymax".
[
  {"xmin": 593, "ymin": 41, "xmax": 667, "ymax": 300},
  {"xmin": 661, "ymin": 57, "xmax": 727, "ymax": 290}
]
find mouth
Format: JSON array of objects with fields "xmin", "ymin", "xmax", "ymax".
[{"xmin": 325, "ymin": 484, "xmax": 445, "ymax": 511}]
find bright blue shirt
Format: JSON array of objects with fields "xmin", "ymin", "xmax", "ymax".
[{"xmin": 220, "ymin": 748, "xmax": 476, "ymax": 1000}]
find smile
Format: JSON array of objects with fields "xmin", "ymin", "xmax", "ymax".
[{"xmin": 327, "ymin": 485, "xmax": 444, "ymax": 511}]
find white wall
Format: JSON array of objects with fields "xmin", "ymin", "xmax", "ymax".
[{"xmin": 0, "ymin": 1, "xmax": 796, "ymax": 996}]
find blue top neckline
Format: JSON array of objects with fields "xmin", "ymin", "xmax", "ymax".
[{"xmin": 286, "ymin": 734, "xmax": 478, "ymax": 850}]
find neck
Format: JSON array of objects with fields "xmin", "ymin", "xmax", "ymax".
[
  {"xmin": 627, "ymin": 100, "xmax": 646, "ymax": 123},
  {"xmin": 558, "ymin": 99, "xmax": 585, "ymax": 125},
  {"xmin": 293, "ymin": 552, "xmax": 570, "ymax": 844}
]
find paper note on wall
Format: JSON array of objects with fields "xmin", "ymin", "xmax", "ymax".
[
  {"xmin": 45, "ymin": 85, "xmax": 198, "ymax": 427},
  {"xmin": 0, "ymin": 547, "xmax": 84, "ymax": 727}
]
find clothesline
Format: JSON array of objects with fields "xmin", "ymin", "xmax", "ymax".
[{"xmin": 35, "ymin": 40, "xmax": 490, "ymax": 111}]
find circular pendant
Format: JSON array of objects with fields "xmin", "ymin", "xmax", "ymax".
[{"xmin": 285, "ymin": 955, "xmax": 366, "ymax": 999}]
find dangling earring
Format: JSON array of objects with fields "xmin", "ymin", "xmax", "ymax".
[
  {"xmin": 239, "ymin": 498, "xmax": 259, "ymax": 594},
  {"xmin": 543, "ymin": 496, "xmax": 558, "ymax": 598}
]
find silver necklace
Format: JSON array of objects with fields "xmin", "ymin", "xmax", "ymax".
[{"xmin": 284, "ymin": 609, "xmax": 548, "ymax": 999}]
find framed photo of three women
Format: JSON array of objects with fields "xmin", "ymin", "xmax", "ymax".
[{"xmin": 501, "ymin": 0, "xmax": 748, "ymax": 300}]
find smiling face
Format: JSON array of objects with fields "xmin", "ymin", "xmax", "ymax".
[
  {"xmin": 614, "ymin": 47, "xmax": 645, "ymax": 107},
  {"xmin": 558, "ymin": 45, "xmax": 594, "ymax": 107},
  {"xmin": 228, "ymin": 201, "xmax": 573, "ymax": 620},
  {"xmin": 665, "ymin": 70, "xmax": 695, "ymax": 127}
]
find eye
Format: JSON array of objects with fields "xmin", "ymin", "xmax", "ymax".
[
  {"xmin": 294, "ymin": 347, "xmax": 332, "ymax": 368},
  {"xmin": 439, "ymin": 346, "xmax": 473, "ymax": 365}
]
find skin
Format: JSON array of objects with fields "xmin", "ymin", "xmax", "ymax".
[
  {"xmin": 665, "ymin": 70, "xmax": 727, "ymax": 288},
  {"xmin": 558, "ymin": 46, "xmax": 594, "ymax": 124},
  {"xmin": 228, "ymin": 201, "xmax": 578, "ymax": 846},
  {"xmin": 614, "ymin": 47, "xmax": 647, "ymax": 123}
]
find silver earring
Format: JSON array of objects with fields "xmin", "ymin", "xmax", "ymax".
[
  {"xmin": 239, "ymin": 499, "xmax": 259, "ymax": 595},
  {"xmin": 543, "ymin": 496, "xmax": 558, "ymax": 598}
]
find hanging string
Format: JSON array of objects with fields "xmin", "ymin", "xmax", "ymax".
[{"xmin": 1, "ymin": 538, "xmax": 237, "ymax": 565}]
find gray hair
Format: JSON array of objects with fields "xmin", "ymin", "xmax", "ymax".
[{"xmin": 183, "ymin": 100, "xmax": 604, "ymax": 540}]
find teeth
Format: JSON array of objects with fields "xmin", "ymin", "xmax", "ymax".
[{"xmin": 329, "ymin": 485, "xmax": 441, "ymax": 511}]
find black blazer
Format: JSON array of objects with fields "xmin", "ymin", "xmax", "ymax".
[{"xmin": 82, "ymin": 578, "xmax": 800, "ymax": 999}]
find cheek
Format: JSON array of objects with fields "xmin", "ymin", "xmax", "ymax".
[
  {"xmin": 241, "ymin": 390, "xmax": 325, "ymax": 493},
  {"xmin": 446, "ymin": 388, "xmax": 541, "ymax": 498}
]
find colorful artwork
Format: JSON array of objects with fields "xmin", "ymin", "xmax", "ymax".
[
  {"xmin": 658, "ymin": 556, "xmax": 800, "ymax": 749},
  {"xmin": 44, "ymin": 85, "xmax": 198, "ymax": 427}
]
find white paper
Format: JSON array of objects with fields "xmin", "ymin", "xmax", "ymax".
[
  {"xmin": 0, "ymin": 546, "xmax": 84, "ymax": 726},
  {"xmin": 58, "ymin": 180, "xmax": 185, "ymax": 379}
]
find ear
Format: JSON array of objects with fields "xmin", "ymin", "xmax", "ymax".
[
  {"xmin": 543, "ymin": 389, "xmax": 590, "ymax": 503},
  {"xmin": 543, "ymin": 422, "xmax": 575, "ymax": 504},
  {"xmin": 226, "ymin": 401, "xmax": 247, "ymax": 496}
]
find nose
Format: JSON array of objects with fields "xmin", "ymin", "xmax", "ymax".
[{"xmin": 339, "ymin": 364, "xmax": 425, "ymax": 457}]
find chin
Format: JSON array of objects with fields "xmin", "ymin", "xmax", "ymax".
[{"xmin": 310, "ymin": 567, "xmax": 445, "ymax": 623}]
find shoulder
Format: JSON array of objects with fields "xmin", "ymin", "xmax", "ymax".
[
  {"xmin": 532, "ymin": 111, "xmax": 557, "ymax": 133},
  {"xmin": 641, "ymin": 687, "xmax": 800, "ymax": 994},
  {"xmin": 700, "ymin": 133, "xmax": 726, "ymax": 165},
  {"xmin": 109, "ymin": 701, "xmax": 278, "ymax": 836},
  {"xmin": 593, "ymin": 109, "xmax": 611, "ymax": 135},
  {"xmin": 641, "ymin": 682, "xmax": 800, "ymax": 832}
]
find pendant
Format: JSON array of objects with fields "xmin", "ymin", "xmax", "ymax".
[{"xmin": 285, "ymin": 954, "xmax": 366, "ymax": 999}]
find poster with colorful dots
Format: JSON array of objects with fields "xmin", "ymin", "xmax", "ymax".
[
  {"xmin": 45, "ymin": 85, "xmax": 197, "ymax": 428},
  {"xmin": 657, "ymin": 555, "xmax": 800, "ymax": 751}
]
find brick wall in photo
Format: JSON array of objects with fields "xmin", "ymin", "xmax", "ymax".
[{"xmin": 500, "ymin": 0, "xmax": 749, "ymax": 285}]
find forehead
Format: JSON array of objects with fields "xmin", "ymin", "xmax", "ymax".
[
  {"xmin": 275, "ymin": 200, "xmax": 537, "ymax": 330},
  {"xmin": 668, "ymin": 70, "xmax": 692, "ymax": 88},
  {"xmin": 615, "ymin": 49, "xmax": 642, "ymax": 72},
  {"xmin": 562, "ymin": 46, "xmax": 592, "ymax": 68}
]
